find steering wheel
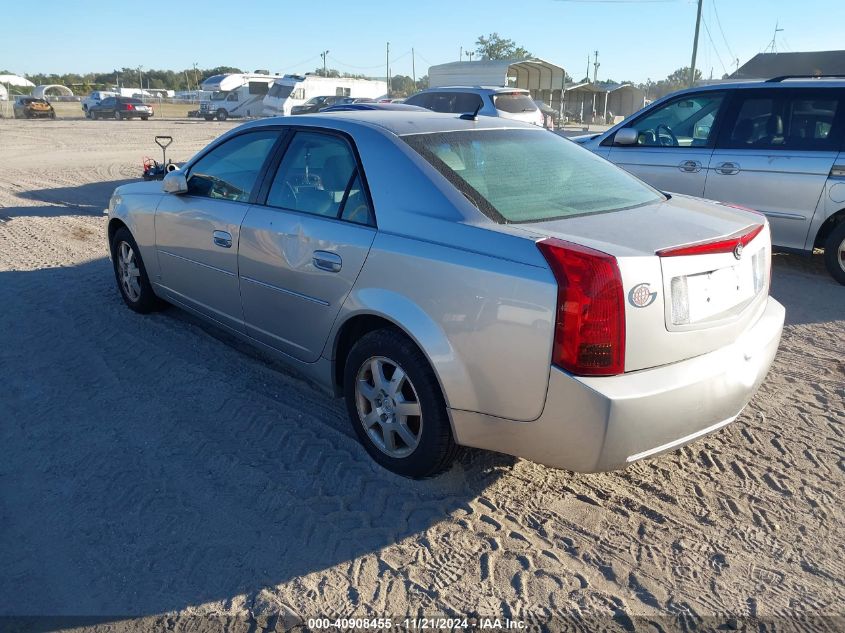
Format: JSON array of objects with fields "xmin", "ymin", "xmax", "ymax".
[{"xmin": 655, "ymin": 124, "xmax": 679, "ymax": 147}]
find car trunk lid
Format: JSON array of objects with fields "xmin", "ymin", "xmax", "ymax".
[{"xmin": 511, "ymin": 194, "xmax": 772, "ymax": 372}]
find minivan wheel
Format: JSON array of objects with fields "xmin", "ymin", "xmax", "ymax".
[
  {"xmin": 823, "ymin": 221, "xmax": 845, "ymax": 285},
  {"xmin": 216, "ymin": 109, "xmax": 228, "ymax": 121},
  {"xmin": 111, "ymin": 227, "xmax": 162, "ymax": 313},
  {"xmin": 344, "ymin": 329, "xmax": 459, "ymax": 478}
]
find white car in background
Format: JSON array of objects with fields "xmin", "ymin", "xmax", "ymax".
[
  {"xmin": 405, "ymin": 87, "xmax": 545, "ymax": 126},
  {"xmin": 81, "ymin": 90, "xmax": 116, "ymax": 118}
]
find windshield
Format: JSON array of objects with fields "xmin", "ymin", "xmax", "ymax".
[
  {"xmin": 492, "ymin": 93, "xmax": 538, "ymax": 114},
  {"xmin": 403, "ymin": 129, "xmax": 664, "ymax": 223},
  {"xmin": 268, "ymin": 83, "xmax": 294, "ymax": 98}
]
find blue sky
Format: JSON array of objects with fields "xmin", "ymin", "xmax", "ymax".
[{"xmin": 4, "ymin": 0, "xmax": 843, "ymax": 83}]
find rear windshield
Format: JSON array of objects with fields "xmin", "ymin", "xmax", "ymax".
[
  {"xmin": 403, "ymin": 129, "xmax": 663, "ymax": 223},
  {"xmin": 268, "ymin": 83, "xmax": 294, "ymax": 98},
  {"xmin": 492, "ymin": 93, "xmax": 538, "ymax": 114},
  {"xmin": 123, "ymin": 98, "xmax": 143, "ymax": 104}
]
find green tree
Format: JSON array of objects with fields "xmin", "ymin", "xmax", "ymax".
[{"xmin": 474, "ymin": 33, "xmax": 531, "ymax": 60}]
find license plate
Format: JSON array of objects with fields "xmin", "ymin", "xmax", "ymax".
[{"xmin": 685, "ymin": 259, "xmax": 755, "ymax": 322}]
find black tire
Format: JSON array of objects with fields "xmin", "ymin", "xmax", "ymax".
[
  {"xmin": 823, "ymin": 221, "xmax": 845, "ymax": 285},
  {"xmin": 343, "ymin": 328, "xmax": 459, "ymax": 478},
  {"xmin": 216, "ymin": 109, "xmax": 228, "ymax": 121},
  {"xmin": 110, "ymin": 227, "xmax": 163, "ymax": 313},
  {"xmin": 141, "ymin": 116, "xmax": 149, "ymax": 121},
  {"xmin": 204, "ymin": 115, "xmax": 214, "ymax": 121}
]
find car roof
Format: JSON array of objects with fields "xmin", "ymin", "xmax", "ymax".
[
  {"xmin": 237, "ymin": 110, "xmax": 544, "ymax": 137},
  {"xmin": 415, "ymin": 86, "xmax": 530, "ymax": 94},
  {"xmin": 664, "ymin": 79, "xmax": 845, "ymax": 97}
]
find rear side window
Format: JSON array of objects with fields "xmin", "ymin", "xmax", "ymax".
[
  {"xmin": 404, "ymin": 129, "xmax": 663, "ymax": 223},
  {"xmin": 721, "ymin": 90, "xmax": 843, "ymax": 151},
  {"xmin": 492, "ymin": 92, "xmax": 537, "ymax": 114},
  {"xmin": 266, "ymin": 131, "xmax": 373, "ymax": 224},
  {"xmin": 187, "ymin": 131, "xmax": 279, "ymax": 202}
]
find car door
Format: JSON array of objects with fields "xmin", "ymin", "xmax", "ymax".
[
  {"xmin": 97, "ymin": 97, "xmax": 114, "ymax": 116},
  {"xmin": 605, "ymin": 91, "xmax": 727, "ymax": 196},
  {"xmin": 154, "ymin": 129, "xmax": 282, "ymax": 331},
  {"xmin": 238, "ymin": 129, "xmax": 377, "ymax": 362},
  {"xmin": 704, "ymin": 88, "xmax": 845, "ymax": 251}
]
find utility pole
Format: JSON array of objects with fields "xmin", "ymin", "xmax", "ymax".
[
  {"xmin": 386, "ymin": 42, "xmax": 390, "ymax": 97},
  {"xmin": 465, "ymin": 51, "xmax": 474, "ymax": 62},
  {"xmin": 193, "ymin": 63, "xmax": 199, "ymax": 92},
  {"xmin": 586, "ymin": 55, "xmax": 590, "ymax": 83},
  {"xmin": 138, "ymin": 66, "xmax": 143, "ymax": 91},
  {"xmin": 115, "ymin": 69, "xmax": 120, "ymax": 89},
  {"xmin": 320, "ymin": 50, "xmax": 330, "ymax": 76},
  {"xmin": 459, "ymin": 46, "xmax": 462, "ymax": 62},
  {"xmin": 412, "ymin": 47, "xmax": 416, "ymax": 85},
  {"xmin": 592, "ymin": 50, "xmax": 600, "ymax": 83},
  {"xmin": 689, "ymin": 0, "xmax": 703, "ymax": 87}
]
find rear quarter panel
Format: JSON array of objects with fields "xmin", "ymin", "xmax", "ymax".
[{"xmin": 334, "ymin": 231, "xmax": 556, "ymax": 422}]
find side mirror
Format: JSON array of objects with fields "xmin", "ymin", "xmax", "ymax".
[
  {"xmin": 162, "ymin": 170, "xmax": 188, "ymax": 194},
  {"xmin": 614, "ymin": 128, "xmax": 639, "ymax": 146}
]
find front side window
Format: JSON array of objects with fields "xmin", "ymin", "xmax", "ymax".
[
  {"xmin": 404, "ymin": 129, "xmax": 663, "ymax": 223},
  {"xmin": 266, "ymin": 132, "xmax": 372, "ymax": 223},
  {"xmin": 722, "ymin": 90, "xmax": 842, "ymax": 151},
  {"xmin": 624, "ymin": 92, "xmax": 725, "ymax": 147},
  {"xmin": 187, "ymin": 131, "xmax": 279, "ymax": 202},
  {"xmin": 226, "ymin": 92, "xmax": 239, "ymax": 102}
]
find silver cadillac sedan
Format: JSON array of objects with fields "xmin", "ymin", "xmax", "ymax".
[{"xmin": 107, "ymin": 112, "xmax": 785, "ymax": 478}]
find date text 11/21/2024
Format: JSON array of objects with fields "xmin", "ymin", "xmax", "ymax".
[{"xmin": 306, "ymin": 617, "xmax": 527, "ymax": 630}]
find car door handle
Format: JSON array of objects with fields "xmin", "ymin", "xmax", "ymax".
[
  {"xmin": 715, "ymin": 161, "xmax": 741, "ymax": 175},
  {"xmin": 212, "ymin": 230, "xmax": 232, "ymax": 248},
  {"xmin": 313, "ymin": 250, "xmax": 342, "ymax": 272},
  {"xmin": 678, "ymin": 160, "xmax": 702, "ymax": 173}
]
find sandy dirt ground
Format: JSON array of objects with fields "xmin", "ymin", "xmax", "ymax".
[{"xmin": 0, "ymin": 119, "xmax": 843, "ymax": 632}]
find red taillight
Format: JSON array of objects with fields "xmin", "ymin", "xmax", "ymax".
[
  {"xmin": 124, "ymin": 103, "xmax": 134, "ymax": 110},
  {"xmin": 537, "ymin": 238, "xmax": 626, "ymax": 376},
  {"xmin": 656, "ymin": 224, "xmax": 764, "ymax": 258}
]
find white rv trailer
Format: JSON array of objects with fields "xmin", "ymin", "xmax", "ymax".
[
  {"xmin": 262, "ymin": 74, "xmax": 387, "ymax": 116},
  {"xmin": 199, "ymin": 72, "xmax": 277, "ymax": 120}
]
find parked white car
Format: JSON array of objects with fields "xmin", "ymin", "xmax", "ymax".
[{"xmin": 405, "ymin": 87, "xmax": 545, "ymax": 127}]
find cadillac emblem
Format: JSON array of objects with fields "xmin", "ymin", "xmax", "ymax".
[
  {"xmin": 733, "ymin": 243, "xmax": 744, "ymax": 260},
  {"xmin": 629, "ymin": 283, "xmax": 657, "ymax": 308}
]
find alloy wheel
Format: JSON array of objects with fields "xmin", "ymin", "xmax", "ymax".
[
  {"xmin": 354, "ymin": 356, "xmax": 423, "ymax": 458},
  {"xmin": 117, "ymin": 241, "xmax": 141, "ymax": 302}
]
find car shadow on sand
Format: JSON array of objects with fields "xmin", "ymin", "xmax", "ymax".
[
  {"xmin": 8, "ymin": 179, "xmax": 136, "ymax": 217},
  {"xmin": 0, "ymin": 257, "xmax": 514, "ymax": 626},
  {"xmin": 770, "ymin": 252, "xmax": 845, "ymax": 326}
]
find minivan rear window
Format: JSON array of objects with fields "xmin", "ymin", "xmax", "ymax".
[
  {"xmin": 403, "ymin": 129, "xmax": 663, "ymax": 223},
  {"xmin": 492, "ymin": 93, "xmax": 538, "ymax": 114}
]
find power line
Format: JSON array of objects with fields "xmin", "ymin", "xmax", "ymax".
[
  {"xmin": 712, "ymin": 0, "xmax": 736, "ymax": 61},
  {"xmin": 702, "ymin": 17, "xmax": 728, "ymax": 75}
]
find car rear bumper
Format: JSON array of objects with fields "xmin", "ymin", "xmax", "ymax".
[{"xmin": 451, "ymin": 297, "xmax": 785, "ymax": 472}]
